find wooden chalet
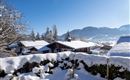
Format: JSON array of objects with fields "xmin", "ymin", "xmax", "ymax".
[{"xmin": 47, "ymin": 40, "xmax": 97, "ymax": 53}]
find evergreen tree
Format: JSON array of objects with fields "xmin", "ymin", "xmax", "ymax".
[
  {"xmin": 35, "ymin": 32, "xmax": 40, "ymax": 40},
  {"xmin": 44, "ymin": 27, "xmax": 49, "ymax": 39},
  {"xmin": 41, "ymin": 34, "xmax": 45, "ymax": 40},
  {"xmin": 65, "ymin": 31, "xmax": 72, "ymax": 41},
  {"xmin": 44, "ymin": 27, "xmax": 54, "ymax": 42},
  {"xmin": 30, "ymin": 30, "xmax": 35, "ymax": 40},
  {"xmin": 52, "ymin": 25, "xmax": 58, "ymax": 41},
  {"xmin": 47, "ymin": 30, "xmax": 54, "ymax": 42}
]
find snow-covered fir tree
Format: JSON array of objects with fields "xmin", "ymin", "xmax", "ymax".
[
  {"xmin": 35, "ymin": 32, "xmax": 40, "ymax": 40},
  {"xmin": 30, "ymin": 30, "xmax": 35, "ymax": 40},
  {"xmin": 52, "ymin": 25, "xmax": 58, "ymax": 41},
  {"xmin": 44, "ymin": 27, "xmax": 50, "ymax": 39},
  {"xmin": 65, "ymin": 31, "xmax": 72, "ymax": 41},
  {"xmin": 44, "ymin": 27, "xmax": 54, "ymax": 42},
  {"xmin": 41, "ymin": 34, "xmax": 45, "ymax": 40}
]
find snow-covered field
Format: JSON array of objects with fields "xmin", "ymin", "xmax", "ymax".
[{"xmin": 0, "ymin": 51, "xmax": 130, "ymax": 80}]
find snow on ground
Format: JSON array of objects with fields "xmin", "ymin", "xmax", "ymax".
[
  {"xmin": 47, "ymin": 68, "xmax": 106, "ymax": 80},
  {"xmin": 0, "ymin": 51, "xmax": 130, "ymax": 71},
  {"xmin": 0, "ymin": 51, "xmax": 130, "ymax": 80},
  {"xmin": 0, "ymin": 52, "xmax": 130, "ymax": 72},
  {"xmin": 0, "ymin": 53, "xmax": 58, "ymax": 73},
  {"xmin": 113, "ymin": 77, "xmax": 126, "ymax": 80},
  {"xmin": 74, "ymin": 52, "xmax": 107, "ymax": 66},
  {"xmin": 18, "ymin": 73, "xmax": 41, "ymax": 80},
  {"xmin": 76, "ymin": 69, "xmax": 106, "ymax": 80}
]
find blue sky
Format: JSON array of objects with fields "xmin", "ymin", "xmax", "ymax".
[{"xmin": 8, "ymin": 0, "xmax": 129, "ymax": 35}]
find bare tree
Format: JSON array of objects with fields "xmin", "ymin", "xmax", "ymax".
[{"xmin": 0, "ymin": 0, "xmax": 25, "ymax": 51}]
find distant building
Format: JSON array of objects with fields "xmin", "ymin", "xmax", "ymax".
[{"xmin": 47, "ymin": 40, "xmax": 97, "ymax": 53}]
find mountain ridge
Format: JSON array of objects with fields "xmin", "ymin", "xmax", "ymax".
[{"xmin": 60, "ymin": 24, "xmax": 130, "ymax": 41}]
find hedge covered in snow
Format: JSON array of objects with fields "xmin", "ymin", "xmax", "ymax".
[{"xmin": 0, "ymin": 51, "xmax": 130, "ymax": 80}]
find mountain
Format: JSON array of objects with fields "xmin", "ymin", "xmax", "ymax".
[{"xmin": 60, "ymin": 24, "xmax": 130, "ymax": 41}]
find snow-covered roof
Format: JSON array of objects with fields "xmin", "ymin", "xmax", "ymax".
[
  {"xmin": 56, "ymin": 40, "xmax": 97, "ymax": 49},
  {"xmin": 20, "ymin": 40, "xmax": 49, "ymax": 50},
  {"xmin": 117, "ymin": 36, "xmax": 130, "ymax": 44},
  {"xmin": 107, "ymin": 42, "xmax": 130, "ymax": 57}
]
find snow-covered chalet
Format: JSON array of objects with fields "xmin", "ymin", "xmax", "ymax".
[
  {"xmin": 16, "ymin": 40, "xmax": 50, "ymax": 54},
  {"xmin": 47, "ymin": 40, "xmax": 98, "ymax": 53}
]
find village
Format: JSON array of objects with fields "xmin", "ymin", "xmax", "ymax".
[
  {"xmin": 6, "ymin": 32, "xmax": 129, "ymax": 58},
  {"xmin": 7, "ymin": 34, "xmax": 112, "ymax": 56}
]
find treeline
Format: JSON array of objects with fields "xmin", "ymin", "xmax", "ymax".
[
  {"xmin": 29, "ymin": 25, "xmax": 58, "ymax": 43},
  {"xmin": 29, "ymin": 25, "xmax": 78, "ymax": 43}
]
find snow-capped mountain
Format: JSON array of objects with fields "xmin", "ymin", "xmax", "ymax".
[{"xmin": 60, "ymin": 24, "xmax": 130, "ymax": 41}]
